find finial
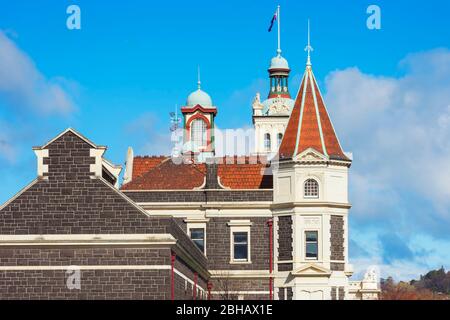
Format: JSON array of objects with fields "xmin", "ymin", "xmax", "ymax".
[
  {"xmin": 305, "ymin": 19, "xmax": 313, "ymax": 67},
  {"xmin": 197, "ymin": 66, "xmax": 201, "ymax": 90}
]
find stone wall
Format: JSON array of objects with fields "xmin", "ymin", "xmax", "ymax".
[
  {"xmin": 277, "ymin": 215, "xmax": 293, "ymax": 272},
  {"xmin": 0, "ymin": 130, "xmax": 208, "ymax": 300},
  {"xmin": 206, "ymin": 217, "xmax": 270, "ymax": 271},
  {"xmin": 330, "ymin": 215, "xmax": 344, "ymax": 271}
]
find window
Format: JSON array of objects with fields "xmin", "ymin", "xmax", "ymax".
[
  {"xmin": 233, "ymin": 232, "xmax": 249, "ymax": 261},
  {"xmin": 228, "ymin": 220, "xmax": 252, "ymax": 263},
  {"xmin": 277, "ymin": 133, "xmax": 283, "ymax": 146},
  {"xmin": 190, "ymin": 228, "xmax": 205, "ymax": 253},
  {"xmin": 191, "ymin": 119, "xmax": 207, "ymax": 149},
  {"xmin": 264, "ymin": 133, "xmax": 271, "ymax": 152},
  {"xmin": 304, "ymin": 179, "xmax": 319, "ymax": 198},
  {"xmin": 305, "ymin": 231, "xmax": 318, "ymax": 259}
]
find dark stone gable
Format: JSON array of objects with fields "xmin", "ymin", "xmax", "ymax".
[{"xmin": 0, "ymin": 130, "xmax": 208, "ymax": 300}]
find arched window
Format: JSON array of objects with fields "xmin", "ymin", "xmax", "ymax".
[
  {"xmin": 264, "ymin": 133, "xmax": 271, "ymax": 152},
  {"xmin": 277, "ymin": 133, "xmax": 283, "ymax": 147},
  {"xmin": 304, "ymin": 179, "xmax": 319, "ymax": 198},
  {"xmin": 191, "ymin": 119, "xmax": 207, "ymax": 149}
]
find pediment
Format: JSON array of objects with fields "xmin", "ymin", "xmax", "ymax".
[
  {"xmin": 294, "ymin": 148, "xmax": 327, "ymax": 162},
  {"xmin": 291, "ymin": 263, "xmax": 332, "ymax": 277}
]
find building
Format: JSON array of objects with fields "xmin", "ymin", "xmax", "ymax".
[{"xmin": 0, "ymin": 19, "xmax": 379, "ymax": 300}]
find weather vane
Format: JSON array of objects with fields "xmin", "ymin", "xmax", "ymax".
[{"xmin": 169, "ymin": 105, "xmax": 181, "ymax": 132}]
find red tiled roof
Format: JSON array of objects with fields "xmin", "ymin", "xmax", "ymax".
[
  {"xmin": 278, "ymin": 66, "xmax": 348, "ymax": 161},
  {"xmin": 218, "ymin": 163, "xmax": 272, "ymax": 189},
  {"xmin": 132, "ymin": 156, "xmax": 168, "ymax": 180},
  {"xmin": 122, "ymin": 159, "xmax": 206, "ymax": 190},
  {"xmin": 121, "ymin": 156, "xmax": 272, "ymax": 190}
]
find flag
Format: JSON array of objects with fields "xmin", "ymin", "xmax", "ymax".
[{"xmin": 268, "ymin": 10, "xmax": 277, "ymax": 32}]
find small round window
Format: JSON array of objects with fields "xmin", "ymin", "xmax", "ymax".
[{"xmin": 304, "ymin": 179, "xmax": 319, "ymax": 198}]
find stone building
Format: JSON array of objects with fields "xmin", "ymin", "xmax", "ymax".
[
  {"xmin": 0, "ymin": 22, "xmax": 380, "ymax": 300},
  {"xmin": 0, "ymin": 129, "xmax": 208, "ymax": 299}
]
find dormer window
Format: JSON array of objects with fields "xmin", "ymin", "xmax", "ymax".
[{"xmin": 304, "ymin": 179, "xmax": 319, "ymax": 198}]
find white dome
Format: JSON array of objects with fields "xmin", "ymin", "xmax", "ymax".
[
  {"xmin": 269, "ymin": 55, "xmax": 289, "ymax": 70},
  {"xmin": 187, "ymin": 89, "xmax": 213, "ymax": 107}
]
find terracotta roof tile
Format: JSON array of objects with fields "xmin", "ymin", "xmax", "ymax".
[
  {"xmin": 132, "ymin": 156, "xmax": 168, "ymax": 179},
  {"xmin": 278, "ymin": 66, "xmax": 349, "ymax": 161},
  {"xmin": 122, "ymin": 159, "xmax": 205, "ymax": 190},
  {"xmin": 121, "ymin": 156, "xmax": 272, "ymax": 190}
]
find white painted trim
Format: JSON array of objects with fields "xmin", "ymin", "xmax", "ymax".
[
  {"xmin": 209, "ymin": 270, "xmax": 270, "ymax": 278},
  {"xmin": 193, "ymin": 177, "xmax": 207, "ymax": 190},
  {"xmin": 174, "ymin": 269, "xmax": 206, "ymax": 294},
  {"xmin": 293, "ymin": 70, "xmax": 309, "ymax": 157},
  {"xmin": 227, "ymin": 220, "xmax": 253, "ymax": 227},
  {"xmin": 102, "ymin": 158, "xmax": 122, "ymax": 188},
  {"xmin": 90, "ymin": 148, "xmax": 106, "ymax": 177},
  {"xmin": 34, "ymin": 149, "xmax": 49, "ymax": 176},
  {"xmin": 186, "ymin": 222, "xmax": 207, "ymax": 256},
  {"xmin": 0, "ymin": 233, "xmax": 177, "ymax": 246},
  {"xmin": 229, "ymin": 224, "xmax": 252, "ymax": 264}
]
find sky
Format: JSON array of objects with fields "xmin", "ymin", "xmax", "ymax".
[{"xmin": 1, "ymin": 0, "xmax": 450, "ymax": 281}]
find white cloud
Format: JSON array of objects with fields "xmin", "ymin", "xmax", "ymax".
[
  {"xmin": 0, "ymin": 30, "xmax": 75, "ymax": 115},
  {"xmin": 124, "ymin": 112, "xmax": 173, "ymax": 156},
  {"xmin": 325, "ymin": 49, "xmax": 450, "ymax": 231},
  {"xmin": 325, "ymin": 49, "xmax": 450, "ymax": 279}
]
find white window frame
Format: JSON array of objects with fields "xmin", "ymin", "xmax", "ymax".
[
  {"xmin": 303, "ymin": 178, "xmax": 320, "ymax": 199},
  {"xmin": 304, "ymin": 230, "xmax": 319, "ymax": 261},
  {"xmin": 227, "ymin": 220, "xmax": 252, "ymax": 264},
  {"xmin": 190, "ymin": 118, "xmax": 207, "ymax": 150},
  {"xmin": 186, "ymin": 221, "xmax": 207, "ymax": 256}
]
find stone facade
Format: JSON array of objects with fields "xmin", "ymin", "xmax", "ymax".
[
  {"xmin": 0, "ymin": 126, "xmax": 378, "ymax": 300},
  {"xmin": 277, "ymin": 215, "xmax": 293, "ymax": 272},
  {"xmin": 0, "ymin": 130, "xmax": 208, "ymax": 300}
]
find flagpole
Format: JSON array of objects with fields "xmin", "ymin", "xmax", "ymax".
[{"xmin": 277, "ymin": 5, "xmax": 281, "ymax": 56}]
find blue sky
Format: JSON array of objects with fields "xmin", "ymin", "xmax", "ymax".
[{"xmin": 1, "ymin": 0, "xmax": 450, "ymax": 280}]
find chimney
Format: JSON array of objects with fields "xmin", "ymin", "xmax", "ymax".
[{"xmin": 205, "ymin": 159, "xmax": 221, "ymax": 189}]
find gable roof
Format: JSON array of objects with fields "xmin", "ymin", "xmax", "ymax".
[
  {"xmin": 278, "ymin": 66, "xmax": 349, "ymax": 162},
  {"xmin": 32, "ymin": 128, "xmax": 106, "ymax": 150}
]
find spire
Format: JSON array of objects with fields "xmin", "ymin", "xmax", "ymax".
[
  {"xmin": 277, "ymin": 5, "xmax": 281, "ymax": 57},
  {"xmin": 197, "ymin": 66, "xmax": 201, "ymax": 90},
  {"xmin": 277, "ymin": 64, "xmax": 349, "ymax": 162},
  {"xmin": 305, "ymin": 19, "xmax": 313, "ymax": 67}
]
